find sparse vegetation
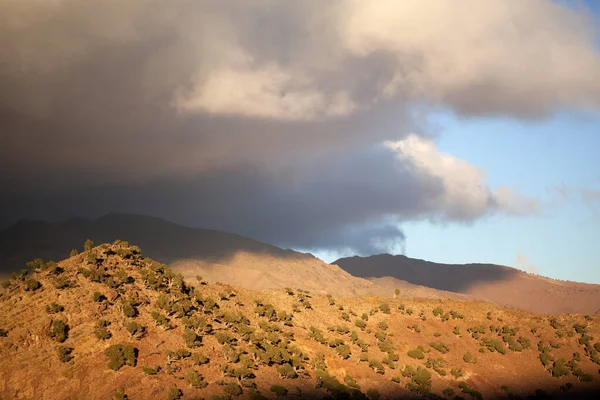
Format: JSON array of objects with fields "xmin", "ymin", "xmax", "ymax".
[{"xmin": 3, "ymin": 241, "xmax": 600, "ymax": 400}]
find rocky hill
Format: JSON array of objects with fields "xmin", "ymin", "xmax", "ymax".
[
  {"xmin": 334, "ymin": 255, "xmax": 600, "ymax": 316},
  {"xmin": 1, "ymin": 242, "xmax": 600, "ymax": 399}
]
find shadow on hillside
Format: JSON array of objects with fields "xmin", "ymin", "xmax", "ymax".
[
  {"xmin": 261, "ymin": 383, "xmax": 598, "ymax": 400},
  {"xmin": 0, "ymin": 213, "xmax": 311, "ymax": 276},
  {"xmin": 334, "ymin": 254, "xmax": 520, "ymax": 294}
]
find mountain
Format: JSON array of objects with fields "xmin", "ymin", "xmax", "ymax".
[
  {"xmin": 2, "ymin": 242, "xmax": 600, "ymax": 399},
  {"xmin": 0, "ymin": 213, "xmax": 472, "ymax": 300},
  {"xmin": 334, "ymin": 254, "xmax": 600, "ymax": 316}
]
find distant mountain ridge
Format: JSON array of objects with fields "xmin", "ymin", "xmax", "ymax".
[
  {"xmin": 334, "ymin": 254, "xmax": 600, "ymax": 316},
  {"xmin": 0, "ymin": 213, "xmax": 377, "ymax": 297}
]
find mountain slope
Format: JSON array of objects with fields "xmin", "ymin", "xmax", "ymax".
[
  {"xmin": 1, "ymin": 243, "xmax": 600, "ymax": 399},
  {"xmin": 0, "ymin": 214, "xmax": 471, "ymax": 299},
  {"xmin": 334, "ymin": 254, "xmax": 600, "ymax": 316}
]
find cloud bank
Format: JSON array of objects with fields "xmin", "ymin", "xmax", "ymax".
[{"xmin": 1, "ymin": 0, "xmax": 599, "ymax": 254}]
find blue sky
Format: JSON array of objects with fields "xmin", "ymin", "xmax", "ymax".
[{"xmin": 402, "ymin": 111, "xmax": 600, "ymax": 284}]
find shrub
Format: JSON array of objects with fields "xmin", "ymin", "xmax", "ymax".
[
  {"xmin": 186, "ymin": 369, "xmax": 208, "ymax": 389},
  {"xmin": 434, "ymin": 332, "xmax": 441, "ymax": 337},
  {"xmin": 94, "ymin": 325, "xmax": 112, "ymax": 340},
  {"xmin": 378, "ymin": 320, "xmax": 389, "ymax": 331},
  {"xmin": 270, "ymin": 385, "xmax": 288, "ymax": 397},
  {"xmin": 84, "ymin": 239, "xmax": 95, "ymax": 252},
  {"xmin": 463, "ymin": 352, "xmax": 477, "ymax": 364},
  {"xmin": 167, "ymin": 386, "xmax": 182, "ymax": 400},
  {"xmin": 344, "ymin": 374, "xmax": 360, "ymax": 389},
  {"xmin": 361, "ymin": 313, "xmax": 369, "ymax": 321},
  {"xmin": 355, "ymin": 319, "xmax": 367, "ymax": 329},
  {"xmin": 184, "ymin": 328, "xmax": 201, "ymax": 348},
  {"xmin": 551, "ymin": 359, "xmax": 570, "ymax": 378},
  {"xmin": 143, "ymin": 366, "xmax": 161, "ymax": 375},
  {"xmin": 47, "ymin": 320, "xmax": 69, "ymax": 342},
  {"xmin": 368, "ymin": 359, "xmax": 385, "ymax": 374},
  {"xmin": 367, "ymin": 388, "xmax": 381, "ymax": 400},
  {"xmin": 57, "ymin": 346, "xmax": 73, "ymax": 362},
  {"xmin": 24, "ymin": 279, "xmax": 41, "ymax": 291},
  {"xmin": 46, "ymin": 303, "xmax": 64, "ymax": 314},
  {"xmin": 408, "ymin": 346, "xmax": 425, "ymax": 360},
  {"xmin": 126, "ymin": 321, "xmax": 145, "ymax": 338},
  {"xmin": 113, "ymin": 391, "xmax": 127, "ymax": 400},
  {"xmin": 379, "ymin": 303, "xmax": 391, "ymax": 314},
  {"xmin": 278, "ymin": 363, "xmax": 298, "ymax": 379},
  {"xmin": 104, "ymin": 344, "xmax": 138, "ymax": 370},
  {"xmin": 192, "ymin": 353, "xmax": 210, "ymax": 365},
  {"xmin": 122, "ymin": 302, "xmax": 138, "ymax": 318},
  {"xmin": 224, "ymin": 383, "xmax": 243, "ymax": 397},
  {"xmin": 443, "ymin": 388, "xmax": 454, "ymax": 397},
  {"xmin": 93, "ymin": 292, "xmax": 106, "ymax": 302},
  {"xmin": 0, "ymin": 328, "xmax": 8, "ymax": 337},
  {"xmin": 451, "ymin": 368, "xmax": 463, "ymax": 378},
  {"xmin": 430, "ymin": 341, "xmax": 450, "ymax": 354}
]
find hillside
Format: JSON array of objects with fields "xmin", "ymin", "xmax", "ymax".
[
  {"xmin": 0, "ymin": 214, "xmax": 477, "ymax": 300},
  {"xmin": 1, "ymin": 242, "xmax": 600, "ymax": 399},
  {"xmin": 334, "ymin": 255, "xmax": 600, "ymax": 316}
]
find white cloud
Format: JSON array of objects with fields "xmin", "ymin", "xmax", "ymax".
[{"xmin": 384, "ymin": 134, "xmax": 537, "ymax": 220}]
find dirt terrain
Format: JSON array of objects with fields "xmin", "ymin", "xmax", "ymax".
[{"xmin": 1, "ymin": 242, "xmax": 600, "ymax": 399}]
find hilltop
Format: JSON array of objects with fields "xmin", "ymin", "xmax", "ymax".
[
  {"xmin": 334, "ymin": 255, "xmax": 600, "ymax": 316},
  {"xmin": 1, "ymin": 242, "xmax": 600, "ymax": 399}
]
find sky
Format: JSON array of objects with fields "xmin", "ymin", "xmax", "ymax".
[{"xmin": 0, "ymin": 0, "xmax": 599, "ymax": 283}]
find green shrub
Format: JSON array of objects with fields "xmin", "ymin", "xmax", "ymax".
[
  {"xmin": 113, "ymin": 391, "xmax": 127, "ymax": 400},
  {"xmin": 408, "ymin": 346, "xmax": 425, "ymax": 360},
  {"xmin": 183, "ymin": 328, "xmax": 201, "ymax": 348},
  {"xmin": 430, "ymin": 341, "xmax": 450, "ymax": 354},
  {"xmin": 443, "ymin": 388, "xmax": 455, "ymax": 397},
  {"xmin": 94, "ymin": 325, "xmax": 112, "ymax": 340},
  {"xmin": 84, "ymin": 239, "xmax": 95, "ymax": 252},
  {"xmin": 192, "ymin": 353, "xmax": 210, "ymax": 365},
  {"xmin": 366, "ymin": 388, "xmax": 381, "ymax": 400},
  {"xmin": 270, "ymin": 385, "xmax": 288, "ymax": 397},
  {"xmin": 122, "ymin": 302, "xmax": 138, "ymax": 318},
  {"xmin": 104, "ymin": 344, "xmax": 138, "ymax": 370},
  {"xmin": 47, "ymin": 319, "xmax": 69, "ymax": 342},
  {"xmin": 379, "ymin": 303, "xmax": 391, "ymax": 314},
  {"xmin": 143, "ymin": 366, "xmax": 161, "ymax": 375},
  {"xmin": 344, "ymin": 374, "xmax": 360, "ymax": 389},
  {"xmin": 167, "ymin": 386, "xmax": 182, "ymax": 400},
  {"xmin": 451, "ymin": 368, "xmax": 463, "ymax": 378},
  {"xmin": 551, "ymin": 359, "xmax": 570, "ymax": 378},
  {"xmin": 57, "ymin": 346, "xmax": 73, "ymax": 362},
  {"xmin": 46, "ymin": 303, "xmax": 64, "ymax": 314},
  {"xmin": 224, "ymin": 383, "xmax": 243, "ymax": 397},
  {"xmin": 24, "ymin": 279, "xmax": 41, "ymax": 291},
  {"xmin": 185, "ymin": 369, "xmax": 208, "ymax": 388},
  {"xmin": 463, "ymin": 352, "xmax": 477, "ymax": 364},
  {"xmin": 93, "ymin": 292, "xmax": 106, "ymax": 302}
]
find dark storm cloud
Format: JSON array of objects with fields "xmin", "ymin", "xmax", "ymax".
[{"xmin": 1, "ymin": 0, "xmax": 598, "ymax": 254}]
